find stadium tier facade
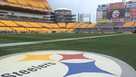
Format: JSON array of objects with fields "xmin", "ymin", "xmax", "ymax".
[
  {"xmin": 54, "ymin": 8, "xmax": 76, "ymax": 22},
  {"xmin": 0, "ymin": 0, "xmax": 96, "ymax": 33},
  {"xmin": 97, "ymin": 1, "xmax": 136, "ymax": 32}
]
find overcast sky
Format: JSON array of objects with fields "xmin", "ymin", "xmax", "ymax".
[{"xmin": 48, "ymin": 0, "xmax": 130, "ymax": 22}]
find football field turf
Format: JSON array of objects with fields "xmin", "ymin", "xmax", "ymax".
[{"xmin": 0, "ymin": 33, "xmax": 136, "ymax": 70}]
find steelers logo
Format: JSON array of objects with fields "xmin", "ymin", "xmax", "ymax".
[
  {"xmin": 112, "ymin": 10, "xmax": 120, "ymax": 18},
  {"xmin": 0, "ymin": 50, "xmax": 136, "ymax": 77}
]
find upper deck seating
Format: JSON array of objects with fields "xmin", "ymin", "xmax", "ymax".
[
  {"xmin": 5, "ymin": 0, "xmax": 50, "ymax": 10},
  {"xmin": 124, "ymin": 22, "xmax": 135, "ymax": 27}
]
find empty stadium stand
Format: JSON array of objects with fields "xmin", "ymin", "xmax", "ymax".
[
  {"xmin": 0, "ymin": 19, "xmax": 96, "ymax": 33},
  {"xmin": 0, "ymin": 27, "xmax": 13, "ymax": 32},
  {"xmin": 124, "ymin": 22, "xmax": 135, "ymax": 27},
  {"xmin": 0, "ymin": 20, "xmax": 19, "ymax": 27},
  {"xmin": 76, "ymin": 23, "xmax": 96, "ymax": 29},
  {"xmin": 0, "ymin": 0, "xmax": 97, "ymax": 33},
  {"xmin": 66, "ymin": 23, "xmax": 77, "ymax": 29},
  {"xmin": 57, "ymin": 23, "xmax": 66, "ymax": 28},
  {"xmin": 3, "ymin": 0, "xmax": 50, "ymax": 11}
]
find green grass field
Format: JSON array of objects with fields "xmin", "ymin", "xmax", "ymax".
[
  {"xmin": 0, "ymin": 33, "xmax": 104, "ymax": 43},
  {"xmin": 0, "ymin": 33, "xmax": 136, "ymax": 70}
]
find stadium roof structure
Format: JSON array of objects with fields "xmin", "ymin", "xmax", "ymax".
[
  {"xmin": 54, "ymin": 8, "xmax": 72, "ymax": 11},
  {"xmin": 0, "ymin": 0, "xmax": 51, "ymax": 12}
]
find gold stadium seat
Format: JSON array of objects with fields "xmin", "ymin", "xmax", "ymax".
[
  {"xmin": 44, "ymin": 23, "xmax": 55, "ymax": 32},
  {"xmin": 51, "ymin": 29, "xmax": 60, "ymax": 32},
  {"xmin": 0, "ymin": 22, "xmax": 6, "ymax": 27},
  {"xmin": 6, "ymin": 0, "xmax": 18, "ymax": 4},
  {"xmin": 76, "ymin": 23, "xmax": 84, "ymax": 28},
  {"xmin": 15, "ymin": 21, "xmax": 32, "ymax": 28},
  {"xmin": 38, "ymin": 23, "xmax": 50, "ymax": 29},
  {"xmin": 65, "ymin": 29, "xmax": 74, "ymax": 32},
  {"xmin": 76, "ymin": 23, "xmax": 86, "ymax": 28},
  {"xmin": 41, "ymin": 1, "xmax": 50, "ymax": 10},
  {"xmin": 12, "ymin": 27, "xmax": 27, "ymax": 32},
  {"xmin": 68, "ymin": 29, "xmax": 75, "ymax": 32},
  {"xmin": 27, "ymin": 28, "xmax": 39, "ymax": 32},
  {"xmin": 0, "ymin": 20, "xmax": 19, "ymax": 27},
  {"xmin": 5, "ymin": 0, "xmax": 50, "ymax": 10},
  {"xmin": 49, "ymin": 23, "xmax": 59, "ymax": 29},
  {"xmin": 134, "ymin": 22, "xmax": 136, "ymax": 27},
  {"xmin": 61, "ymin": 29, "xmax": 67, "ymax": 32},
  {"xmin": 43, "ymin": 2, "xmax": 49, "ymax": 10},
  {"xmin": 17, "ymin": 0, "xmax": 28, "ymax": 6},
  {"xmin": 124, "ymin": 22, "xmax": 135, "ymax": 27},
  {"xmin": 57, "ymin": 23, "xmax": 66, "ymax": 28},
  {"xmin": 87, "ymin": 24, "xmax": 96, "ymax": 28},
  {"xmin": 36, "ymin": 2, "xmax": 45, "ymax": 9},
  {"xmin": 0, "ymin": 27, "xmax": 13, "ymax": 31},
  {"xmin": 41, "ymin": 23, "xmax": 62, "ymax": 33},
  {"xmin": 27, "ymin": 0, "xmax": 39, "ymax": 8},
  {"xmin": 66, "ymin": 23, "xmax": 77, "ymax": 29},
  {"xmin": 76, "ymin": 23, "xmax": 96, "ymax": 29},
  {"xmin": 31, "ymin": 0, "xmax": 49, "ymax": 9},
  {"xmin": 27, "ymin": 22, "xmax": 42, "ymax": 28},
  {"xmin": 83, "ymin": 23, "xmax": 90, "ymax": 28},
  {"xmin": 46, "ymin": 23, "xmax": 59, "ymax": 32},
  {"xmin": 37, "ymin": 28, "xmax": 49, "ymax": 33}
]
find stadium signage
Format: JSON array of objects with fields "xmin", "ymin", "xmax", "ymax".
[
  {"xmin": 1, "ymin": 62, "xmax": 56, "ymax": 77},
  {"xmin": 0, "ymin": 50, "xmax": 136, "ymax": 77},
  {"xmin": 109, "ymin": 2, "xmax": 125, "ymax": 9},
  {"xmin": 127, "ymin": 2, "xmax": 136, "ymax": 8}
]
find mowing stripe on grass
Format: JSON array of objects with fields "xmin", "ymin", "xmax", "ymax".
[{"xmin": 0, "ymin": 33, "xmax": 130, "ymax": 48}]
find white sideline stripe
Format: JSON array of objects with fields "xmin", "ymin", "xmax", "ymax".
[{"xmin": 0, "ymin": 33, "xmax": 129, "ymax": 47}]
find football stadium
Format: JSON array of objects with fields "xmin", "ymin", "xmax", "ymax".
[{"xmin": 0, "ymin": 0, "xmax": 136, "ymax": 77}]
